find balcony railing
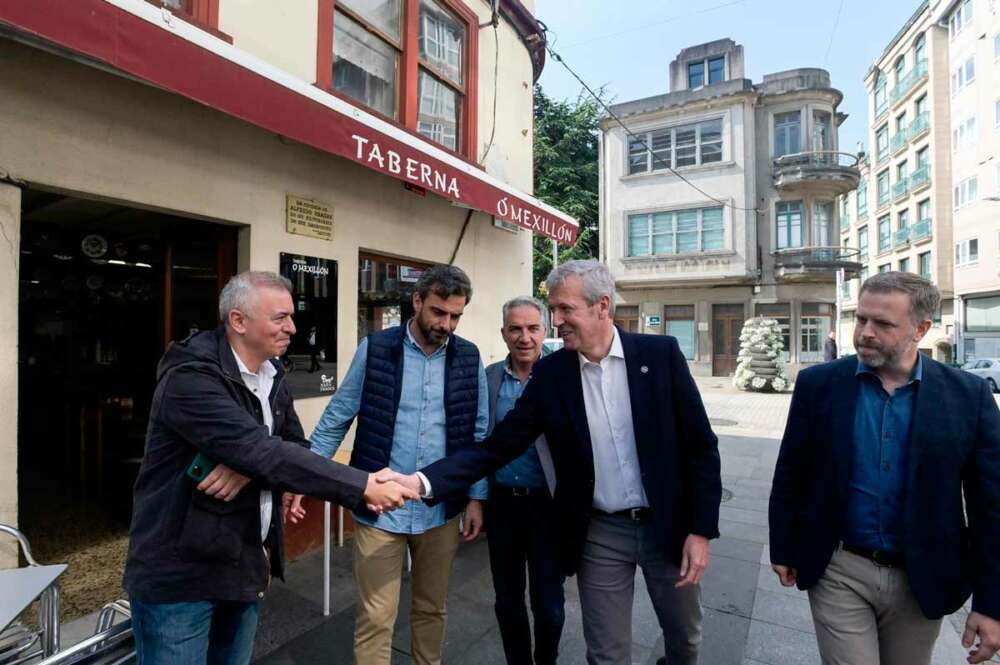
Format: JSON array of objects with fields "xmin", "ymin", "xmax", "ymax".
[
  {"xmin": 908, "ymin": 112, "xmax": 930, "ymax": 140},
  {"xmin": 772, "ymin": 245, "xmax": 864, "ymax": 279},
  {"xmin": 910, "ymin": 164, "xmax": 930, "ymax": 191},
  {"xmin": 772, "ymin": 151, "xmax": 861, "ymax": 194},
  {"xmin": 894, "ymin": 227, "xmax": 910, "ymax": 246},
  {"xmin": 911, "ymin": 219, "xmax": 932, "ymax": 241},
  {"xmin": 890, "ymin": 131, "xmax": 908, "ymax": 154},
  {"xmin": 889, "ymin": 60, "xmax": 928, "ymax": 106},
  {"xmin": 892, "ymin": 177, "xmax": 910, "ymax": 200}
]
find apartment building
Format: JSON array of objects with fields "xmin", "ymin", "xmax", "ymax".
[
  {"xmin": 0, "ymin": 0, "xmax": 574, "ymax": 579},
  {"xmin": 599, "ymin": 39, "xmax": 860, "ymax": 377},
  {"xmin": 837, "ymin": 1, "xmax": 956, "ymax": 361},
  {"xmin": 933, "ymin": 0, "xmax": 1000, "ymax": 362}
]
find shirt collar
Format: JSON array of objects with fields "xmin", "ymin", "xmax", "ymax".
[
  {"xmin": 405, "ymin": 319, "xmax": 450, "ymax": 354},
  {"xmin": 578, "ymin": 326, "xmax": 624, "ymax": 369},
  {"xmin": 855, "ymin": 352, "xmax": 923, "ymax": 383},
  {"xmin": 230, "ymin": 346, "xmax": 277, "ymax": 379}
]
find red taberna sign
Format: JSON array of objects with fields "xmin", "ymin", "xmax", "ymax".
[{"xmin": 0, "ymin": 0, "xmax": 579, "ymax": 245}]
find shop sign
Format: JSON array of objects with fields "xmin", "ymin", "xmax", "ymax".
[
  {"xmin": 647, "ymin": 315, "xmax": 662, "ymax": 327},
  {"xmin": 286, "ymin": 195, "xmax": 334, "ymax": 241}
]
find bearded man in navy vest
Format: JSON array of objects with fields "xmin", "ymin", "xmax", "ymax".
[{"xmin": 287, "ymin": 264, "xmax": 489, "ymax": 665}]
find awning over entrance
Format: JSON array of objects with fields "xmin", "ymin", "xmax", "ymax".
[{"xmin": 0, "ymin": 0, "xmax": 580, "ymax": 245}]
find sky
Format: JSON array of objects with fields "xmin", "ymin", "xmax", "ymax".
[{"xmin": 535, "ymin": 0, "xmax": 923, "ymax": 154}]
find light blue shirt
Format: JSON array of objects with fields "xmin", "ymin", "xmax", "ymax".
[
  {"xmin": 310, "ymin": 322, "xmax": 489, "ymax": 534},
  {"xmin": 493, "ymin": 362, "xmax": 547, "ymax": 488}
]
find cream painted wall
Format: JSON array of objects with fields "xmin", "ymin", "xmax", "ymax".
[
  {"xmin": 218, "ymin": 0, "xmax": 319, "ymax": 83},
  {"xmin": 0, "ymin": 183, "xmax": 19, "ymax": 568},
  {"xmin": 0, "ymin": 39, "xmax": 533, "ymax": 446}
]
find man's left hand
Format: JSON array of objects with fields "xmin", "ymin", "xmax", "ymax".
[
  {"xmin": 963, "ymin": 611, "xmax": 1000, "ymax": 663},
  {"xmin": 675, "ymin": 535, "xmax": 710, "ymax": 588},
  {"xmin": 462, "ymin": 499, "xmax": 484, "ymax": 541},
  {"xmin": 197, "ymin": 464, "xmax": 250, "ymax": 501}
]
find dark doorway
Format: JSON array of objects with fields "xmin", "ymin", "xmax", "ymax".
[
  {"xmin": 712, "ymin": 304, "xmax": 745, "ymax": 377},
  {"xmin": 16, "ymin": 189, "xmax": 238, "ymax": 619}
]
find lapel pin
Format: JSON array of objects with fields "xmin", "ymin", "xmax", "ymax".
[{"xmin": 640, "ymin": 365, "xmax": 649, "ymax": 374}]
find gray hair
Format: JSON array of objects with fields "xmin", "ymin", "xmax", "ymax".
[
  {"xmin": 545, "ymin": 259, "xmax": 616, "ymax": 316},
  {"xmin": 859, "ymin": 271, "xmax": 940, "ymax": 325},
  {"xmin": 502, "ymin": 296, "xmax": 547, "ymax": 327},
  {"xmin": 415, "ymin": 264, "xmax": 473, "ymax": 303},
  {"xmin": 219, "ymin": 270, "xmax": 293, "ymax": 325}
]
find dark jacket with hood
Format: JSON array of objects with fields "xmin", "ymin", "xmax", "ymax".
[{"xmin": 123, "ymin": 326, "xmax": 369, "ymax": 604}]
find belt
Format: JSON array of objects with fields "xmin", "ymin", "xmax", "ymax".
[
  {"xmin": 842, "ymin": 543, "xmax": 904, "ymax": 567},
  {"xmin": 594, "ymin": 507, "xmax": 651, "ymax": 522},
  {"xmin": 494, "ymin": 484, "xmax": 546, "ymax": 497}
]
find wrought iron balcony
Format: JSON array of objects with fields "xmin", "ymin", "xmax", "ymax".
[
  {"xmin": 908, "ymin": 112, "xmax": 930, "ymax": 140},
  {"xmin": 911, "ymin": 219, "xmax": 932, "ymax": 242},
  {"xmin": 890, "ymin": 60, "xmax": 928, "ymax": 107},
  {"xmin": 894, "ymin": 227, "xmax": 910, "ymax": 247},
  {"xmin": 772, "ymin": 151, "xmax": 861, "ymax": 195},
  {"xmin": 772, "ymin": 245, "xmax": 863, "ymax": 280},
  {"xmin": 910, "ymin": 164, "xmax": 930, "ymax": 192}
]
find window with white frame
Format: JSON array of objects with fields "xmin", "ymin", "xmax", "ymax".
[
  {"xmin": 874, "ymin": 73, "xmax": 887, "ymax": 116},
  {"xmin": 894, "ymin": 56, "xmax": 905, "ymax": 84},
  {"xmin": 626, "ymin": 206, "xmax": 725, "ymax": 256},
  {"xmin": 952, "ymin": 57, "xmax": 975, "ymax": 94},
  {"xmin": 954, "ymin": 176, "xmax": 978, "ymax": 209},
  {"xmin": 687, "ymin": 56, "xmax": 725, "ymax": 89},
  {"xmin": 995, "ymin": 98, "xmax": 1000, "ymax": 128},
  {"xmin": 813, "ymin": 201, "xmax": 833, "ymax": 246},
  {"xmin": 876, "ymin": 124, "xmax": 889, "ymax": 161},
  {"xmin": 800, "ymin": 303, "xmax": 833, "ymax": 363},
  {"xmin": 918, "ymin": 251, "xmax": 931, "ymax": 279},
  {"xmin": 664, "ymin": 305, "xmax": 697, "ymax": 360},
  {"xmin": 898, "ymin": 208, "xmax": 909, "ymax": 230},
  {"xmin": 956, "ymin": 238, "xmax": 979, "ymax": 266},
  {"xmin": 899, "ymin": 256, "xmax": 910, "ymax": 273},
  {"xmin": 626, "ymin": 119, "xmax": 723, "ymax": 175},
  {"xmin": 915, "ymin": 94, "xmax": 928, "ymax": 118},
  {"xmin": 774, "ymin": 111, "xmax": 801, "ymax": 157},
  {"xmin": 953, "ymin": 115, "xmax": 977, "ymax": 152},
  {"xmin": 878, "ymin": 263, "xmax": 891, "ymax": 273},
  {"xmin": 857, "ymin": 178, "xmax": 869, "ymax": 217},
  {"xmin": 914, "ymin": 33, "xmax": 926, "ymax": 63},
  {"xmin": 950, "ymin": 0, "xmax": 973, "ymax": 38},
  {"xmin": 858, "ymin": 225, "xmax": 869, "ymax": 256}
]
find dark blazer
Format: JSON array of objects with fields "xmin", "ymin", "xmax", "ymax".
[
  {"xmin": 422, "ymin": 329, "xmax": 721, "ymax": 576},
  {"xmin": 769, "ymin": 355, "xmax": 1000, "ymax": 619}
]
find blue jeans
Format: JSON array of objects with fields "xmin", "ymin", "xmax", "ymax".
[
  {"xmin": 130, "ymin": 598, "xmax": 259, "ymax": 665},
  {"xmin": 486, "ymin": 486, "xmax": 566, "ymax": 665}
]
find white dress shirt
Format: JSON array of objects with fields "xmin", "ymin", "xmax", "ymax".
[
  {"xmin": 231, "ymin": 348, "xmax": 276, "ymax": 543},
  {"xmin": 579, "ymin": 327, "xmax": 649, "ymax": 512}
]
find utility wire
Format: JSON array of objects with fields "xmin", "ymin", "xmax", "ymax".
[
  {"xmin": 823, "ymin": 0, "xmax": 845, "ymax": 67},
  {"xmin": 480, "ymin": 1, "xmax": 500, "ymax": 162},
  {"xmin": 543, "ymin": 41, "xmax": 764, "ymax": 213}
]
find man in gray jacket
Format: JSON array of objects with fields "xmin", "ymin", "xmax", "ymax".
[{"xmin": 485, "ymin": 296, "xmax": 564, "ymax": 665}]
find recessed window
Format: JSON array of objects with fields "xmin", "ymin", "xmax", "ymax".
[
  {"xmin": 877, "ymin": 170, "xmax": 890, "ymax": 207},
  {"xmin": 627, "ymin": 206, "xmax": 725, "ymax": 256},
  {"xmin": 877, "ymin": 216, "xmax": 891, "ymax": 253},
  {"xmin": 776, "ymin": 201, "xmax": 803, "ymax": 249},
  {"xmin": 952, "ymin": 56, "xmax": 975, "ymax": 94},
  {"xmin": 858, "ymin": 225, "xmax": 869, "ymax": 256},
  {"xmin": 626, "ymin": 119, "xmax": 723, "ymax": 174},
  {"xmin": 687, "ymin": 56, "xmax": 725, "ymax": 89},
  {"xmin": 774, "ymin": 111, "xmax": 801, "ymax": 157},
  {"xmin": 918, "ymin": 251, "xmax": 932, "ymax": 280},
  {"xmin": 320, "ymin": 0, "xmax": 474, "ymax": 156}
]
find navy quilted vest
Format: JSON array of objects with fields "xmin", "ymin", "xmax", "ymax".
[{"xmin": 351, "ymin": 325, "xmax": 481, "ymax": 520}]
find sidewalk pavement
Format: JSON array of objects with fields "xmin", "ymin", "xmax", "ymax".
[{"xmin": 251, "ymin": 381, "xmax": 983, "ymax": 664}]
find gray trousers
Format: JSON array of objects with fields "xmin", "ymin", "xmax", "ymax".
[
  {"xmin": 808, "ymin": 546, "xmax": 942, "ymax": 665},
  {"xmin": 577, "ymin": 513, "xmax": 703, "ymax": 665}
]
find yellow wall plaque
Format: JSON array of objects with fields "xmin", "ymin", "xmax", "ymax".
[{"xmin": 286, "ymin": 195, "xmax": 334, "ymax": 241}]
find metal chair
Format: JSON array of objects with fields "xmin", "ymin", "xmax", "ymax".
[{"xmin": 0, "ymin": 524, "xmax": 62, "ymax": 664}]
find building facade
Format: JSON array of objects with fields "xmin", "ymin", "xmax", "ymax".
[
  {"xmin": 600, "ymin": 39, "xmax": 860, "ymax": 377},
  {"xmin": 934, "ymin": 0, "xmax": 1000, "ymax": 362},
  {"xmin": 0, "ymin": 0, "xmax": 575, "ymax": 578}
]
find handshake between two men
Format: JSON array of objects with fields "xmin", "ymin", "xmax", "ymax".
[{"xmin": 197, "ymin": 463, "xmax": 430, "ymax": 522}]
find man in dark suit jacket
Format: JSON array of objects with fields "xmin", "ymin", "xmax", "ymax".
[
  {"xmin": 769, "ymin": 271, "xmax": 1000, "ymax": 665},
  {"xmin": 384, "ymin": 260, "xmax": 722, "ymax": 665}
]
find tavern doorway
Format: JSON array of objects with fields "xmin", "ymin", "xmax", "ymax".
[{"xmin": 16, "ymin": 189, "xmax": 237, "ymax": 619}]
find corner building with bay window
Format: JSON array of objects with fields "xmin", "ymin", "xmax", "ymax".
[
  {"xmin": 0, "ymin": 0, "xmax": 576, "ymax": 613},
  {"xmin": 599, "ymin": 39, "xmax": 860, "ymax": 378}
]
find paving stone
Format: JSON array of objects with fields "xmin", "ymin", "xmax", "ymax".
[
  {"xmin": 720, "ymin": 506, "xmax": 769, "ymax": 528},
  {"xmin": 700, "ymin": 607, "xmax": 752, "ymax": 665},
  {"xmin": 719, "ymin": 519, "xmax": 769, "ymax": 545},
  {"xmin": 751, "ymin": 588, "xmax": 815, "ymax": 634},
  {"xmin": 711, "ymin": 536, "xmax": 765, "ymax": 565},
  {"xmin": 701, "ymin": 557, "xmax": 759, "ymax": 618},
  {"xmin": 743, "ymin": 620, "xmax": 820, "ymax": 665}
]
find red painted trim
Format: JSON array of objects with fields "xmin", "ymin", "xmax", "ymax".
[
  {"xmin": 317, "ymin": 0, "xmax": 477, "ymax": 160},
  {"xmin": 499, "ymin": 0, "xmax": 545, "ymax": 82},
  {"xmin": 143, "ymin": 0, "xmax": 231, "ymax": 43},
  {"xmin": 315, "ymin": 0, "xmax": 333, "ymax": 89}
]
